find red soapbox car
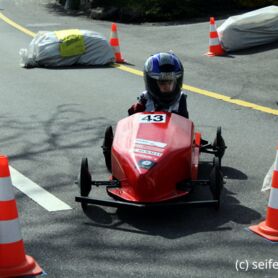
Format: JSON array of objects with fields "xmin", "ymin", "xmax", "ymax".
[{"xmin": 75, "ymin": 112, "xmax": 226, "ymax": 211}]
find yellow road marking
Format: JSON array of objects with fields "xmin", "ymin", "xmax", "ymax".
[
  {"xmin": 0, "ymin": 12, "xmax": 35, "ymax": 37},
  {"xmin": 1, "ymin": 12, "xmax": 277, "ymax": 116},
  {"xmin": 182, "ymin": 84, "xmax": 278, "ymax": 115},
  {"xmin": 113, "ymin": 64, "xmax": 143, "ymax": 77}
]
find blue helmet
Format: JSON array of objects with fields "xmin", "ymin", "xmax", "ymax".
[{"xmin": 144, "ymin": 52, "xmax": 184, "ymax": 106}]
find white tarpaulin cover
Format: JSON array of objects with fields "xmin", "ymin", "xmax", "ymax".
[
  {"xmin": 261, "ymin": 162, "xmax": 274, "ymax": 192},
  {"xmin": 19, "ymin": 29, "xmax": 115, "ymax": 68},
  {"xmin": 218, "ymin": 6, "xmax": 278, "ymax": 51}
]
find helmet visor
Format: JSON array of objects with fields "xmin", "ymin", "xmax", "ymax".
[{"xmin": 157, "ymin": 80, "xmax": 176, "ymax": 93}]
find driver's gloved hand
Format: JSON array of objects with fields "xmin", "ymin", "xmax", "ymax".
[{"xmin": 128, "ymin": 102, "xmax": 145, "ymax": 115}]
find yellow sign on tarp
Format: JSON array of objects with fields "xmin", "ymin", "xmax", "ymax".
[{"xmin": 55, "ymin": 29, "xmax": 85, "ymax": 57}]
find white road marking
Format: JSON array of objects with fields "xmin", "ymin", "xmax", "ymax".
[
  {"xmin": 261, "ymin": 162, "xmax": 274, "ymax": 192},
  {"xmin": 9, "ymin": 167, "xmax": 72, "ymax": 211}
]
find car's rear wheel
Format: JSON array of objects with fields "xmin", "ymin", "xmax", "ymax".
[
  {"xmin": 102, "ymin": 126, "xmax": 113, "ymax": 172},
  {"xmin": 209, "ymin": 157, "xmax": 224, "ymax": 210},
  {"xmin": 213, "ymin": 127, "xmax": 226, "ymax": 166}
]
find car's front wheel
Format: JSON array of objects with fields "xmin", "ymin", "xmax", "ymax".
[{"xmin": 209, "ymin": 157, "xmax": 224, "ymax": 210}]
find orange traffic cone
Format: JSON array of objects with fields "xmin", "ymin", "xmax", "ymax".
[
  {"xmin": 110, "ymin": 23, "xmax": 125, "ymax": 63},
  {"xmin": 0, "ymin": 155, "xmax": 42, "ymax": 277},
  {"xmin": 249, "ymin": 148, "xmax": 278, "ymax": 242},
  {"xmin": 206, "ymin": 17, "xmax": 225, "ymax": 57}
]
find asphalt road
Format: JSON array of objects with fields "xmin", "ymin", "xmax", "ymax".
[{"xmin": 0, "ymin": 1, "xmax": 278, "ymax": 277}]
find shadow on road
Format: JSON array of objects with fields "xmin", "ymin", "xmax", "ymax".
[
  {"xmin": 78, "ymin": 186, "xmax": 260, "ymax": 239},
  {"xmin": 221, "ymin": 40, "xmax": 278, "ymax": 59},
  {"xmin": 77, "ymin": 162, "xmax": 258, "ymax": 239}
]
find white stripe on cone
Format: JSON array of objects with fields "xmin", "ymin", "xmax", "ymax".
[
  {"xmin": 111, "ymin": 32, "xmax": 118, "ymax": 38},
  {"xmin": 113, "ymin": 45, "xmax": 121, "ymax": 53},
  {"xmin": 0, "ymin": 219, "xmax": 22, "ymax": 244},
  {"xmin": 210, "ymin": 25, "xmax": 217, "ymax": 32},
  {"xmin": 209, "ymin": 38, "xmax": 221, "ymax": 46},
  {"xmin": 0, "ymin": 177, "xmax": 14, "ymax": 201},
  {"xmin": 268, "ymin": 187, "xmax": 278, "ymax": 209},
  {"xmin": 274, "ymin": 151, "xmax": 278, "ymax": 171}
]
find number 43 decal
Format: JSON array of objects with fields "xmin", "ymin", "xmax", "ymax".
[{"xmin": 139, "ymin": 114, "xmax": 166, "ymax": 123}]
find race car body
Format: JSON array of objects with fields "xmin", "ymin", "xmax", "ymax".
[
  {"xmin": 75, "ymin": 112, "xmax": 226, "ymax": 211},
  {"xmin": 109, "ymin": 112, "xmax": 196, "ymax": 202}
]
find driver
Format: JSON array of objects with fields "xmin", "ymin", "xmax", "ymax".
[{"xmin": 128, "ymin": 52, "xmax": 189, "ymax": 118}]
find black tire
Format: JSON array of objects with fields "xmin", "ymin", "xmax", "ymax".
[
  {"xmin": 209, "ymin": 157, "xmax": 224, "ymax": 210},
  {"xmin": 213, "ymin": 127, "xmax": 226, "ymax": 165},
  {"xmin": 79, "ymin": 157, "xmax": 92, "ymax": 197},
  {"xmin": 102, "ymin": 126, "xmax": 113, "ymax": 172}
]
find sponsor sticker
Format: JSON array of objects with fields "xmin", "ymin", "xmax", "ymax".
[
  {"xmin": 134, "ymin": 148, "xmax": 162, "ymax": 157},
  {"xmin": 135, "ymin": 138, "xmax": 167, "ymax": 148},
  {"xmin": 138, "ymin": 160, "xmax": 156, "ymax": 169}
]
